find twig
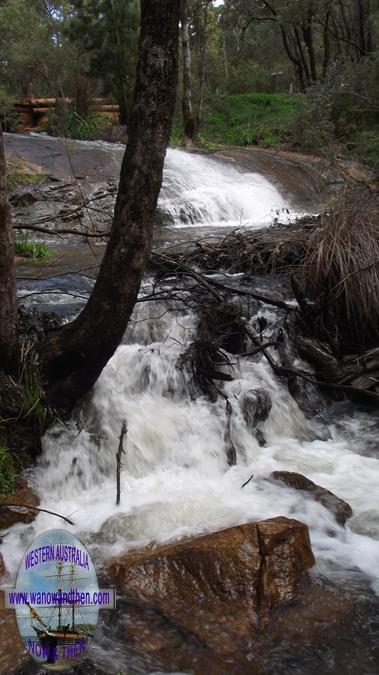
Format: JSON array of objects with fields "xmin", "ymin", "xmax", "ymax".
[
  {"xmin": 116, "ymin": 419, "xmax": 127, "ymax": 506},
  {"xmin": 0, "ymin": 504, "xmax": 74, "ymax": 525},
  {"xmin": 241, "ymin": 473, "xmax": 254, "ymax": 489}
]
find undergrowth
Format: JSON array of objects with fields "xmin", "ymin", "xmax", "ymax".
[
  {"xmin": 0, "ymin": 439, "xmax": 19, "ymax": 493},
  {"xmin": 13, "ymin": 234, "xmax": 50, "ymax": 259}
]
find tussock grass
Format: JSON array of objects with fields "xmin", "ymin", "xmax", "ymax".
[
  {"xmin": 13, "ymin": 234, "xmax": 50, "ymax": 259},
  {"xmin": 303, "ymin": 188, "xmax": 379, "ymax": 350}
]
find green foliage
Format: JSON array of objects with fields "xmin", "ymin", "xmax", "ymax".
[
  {"xmin": 18, "ymin": 355, "xmax": 63, "ymax": 438},
  {"xmin": 191, "ymin": 93, "xmax": 300, "ymax": 148},
  {"xmin": 13, "ymin": 234, "xmax": 50, "ymax": 259},
  {"xmin": 46, "ymin": 109, "xmax": 112, "ymax": 140},
  {"xmin": 6, "ymin": 169, "xmax": 47, "ymax": 188},
  {"xmin": 0, "ymin": 0, "xmax": 76, "ymax": 98},
  {"xmin": 0, "ymin": 440, "xmax": 18, "ymax": 494},
  {"xmin": 0, "ymin": 86, "xmax": 19, "ymax": 131},
  {"xmin": 67, "ymin": 0, "xmax": 140, "ymax": 120},
  {"xmin": 287, "ymin": 55, "xmax": 379, "ymax": 166}
]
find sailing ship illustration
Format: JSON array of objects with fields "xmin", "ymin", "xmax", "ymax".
[{"xmin": 25, "ymin": 561, "xmax": 96, "ymax": 668}]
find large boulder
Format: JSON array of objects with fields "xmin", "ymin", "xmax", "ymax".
[
  {"xmin": 0, "ymin": 479, "xmax": 40, "ymax": 530},
  {"xmin": 107, "ymin": 517, "xmax": 314, "ymax": 665},
  {"xmin": 269, "ymin": 471, "xmax": 353, "ymax": 525}
]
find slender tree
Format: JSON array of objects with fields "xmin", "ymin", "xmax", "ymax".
[
  {"xmin": 40, "ymin": 0, "xmax": 181, "ymax": 412},
  {"xmin": 0, "ymin": 125, "xmax": 18, "ymax": 376},
  {"xmin": 180, "ymin": 0, "xmax": 196, "ymax": 141}
]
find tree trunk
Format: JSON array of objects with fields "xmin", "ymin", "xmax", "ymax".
[
  {"xmin": 0, "ymin": 126, "xmax": 18, "ymax": 375},
  {"xmin": 180, "ymin": 0, "xmax": 196, "ymax": 141},
  {"xmin": 196, "ymin": 0, "xmax": 209, "ymax": 130},
  {"xmin": 223, "ymin": 34, "xmax": 229, "ymax": 80},
  {"xmin": 41, "ymin": 0, "xmax": 180, "ymax": 413},
  {"xmin": 117, "ymin": 96, "xmax": 129, "ymax": 126}
]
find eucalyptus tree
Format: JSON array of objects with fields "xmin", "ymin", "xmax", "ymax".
[
  {"xmin": 0, "ymin": 0, "xmax": 181, "ymax": 415},
  {"xmin": 67, "ymin": 0, "xmax": 140, "ymax": 125}
]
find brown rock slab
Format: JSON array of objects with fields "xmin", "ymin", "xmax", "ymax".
[
  {"xmin": 0, "ymin": 592, "xmax": 29, "ymax": 674},
  {"xmin": 269, "ymin": 471, "xmax": 353, "ymax": 525},
  {"xmin": 107, "ymin": 517, "xmax": 314, "ymax": 669},
  {"xmin": 0, "ymin": 478, "xmax": 40, "ymax": 530}
]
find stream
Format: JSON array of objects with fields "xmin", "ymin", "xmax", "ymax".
[{"xmin": 2, "ymin": 134, "xmax": 379, "ymax": 673}]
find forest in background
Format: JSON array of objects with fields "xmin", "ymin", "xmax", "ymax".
[{"xmin": 0, "ymin": 0, "xmax": 378, "ymax": 167}]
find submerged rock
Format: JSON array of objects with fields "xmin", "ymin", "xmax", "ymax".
[
  {"xmin": 242, "ymin": 388, "xmax": 272, "ymax": 430},
  {"xmin": 0, "ymin": 478, "xmax": 40, "ymax": 530},
  {"xmin": 242, "ymin": 387, "xmax": 272, "ymax": 446},
  {"xmin": 269, "ymin": 471, "xmax": 353, "ymax": 525}
]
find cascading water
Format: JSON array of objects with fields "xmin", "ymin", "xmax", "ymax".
[
  {"xmin": 16, "ymin": 134, "xmax": 296, "ymax": 230},
  {"xmin": 160, "ymin": 149, "xmax": 290, "ymax": 226},
  {"xmin": 3, "ymin": 290, "xmax": 379, "ymax": 599},
  {"xmin": 3, "ymin": 134, "xmax": 379, "ymax": 671}
]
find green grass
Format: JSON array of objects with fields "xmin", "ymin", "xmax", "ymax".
[
  {"xmin": 6, "ymin": 168, "xmax": 47, "ymax": 188},
  {"xmin": 0, "ymin": 440, "xmax": 18, "ymax": 494},
  {"xmin": 45, "ymin": 110, "xmax": 114, "ymax": 141},
  {"xmin": 172, "ymin": 93, "xmax": 300, "ymax": 149},
  {"xmin": 13, "ymin": 233, "xmax": 50, "ymax": 259}
]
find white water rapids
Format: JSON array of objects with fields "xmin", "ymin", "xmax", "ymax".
[
  {"xmin": 3, "ymin": 140, "xmax": 379, "ymax": 607},
  {"xmin": 160, "ymin": 148, "xmax": 290, "ymax": 226},
  {"xmin": 3, "ymin": 295, "xmax": 379, "ymax": 598}
]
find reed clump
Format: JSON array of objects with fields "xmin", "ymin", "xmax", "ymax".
[{"xmin": 303, "ymin": 188, "xmax": 379, "ymax": 351}]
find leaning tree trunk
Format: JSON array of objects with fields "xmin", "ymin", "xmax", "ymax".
[
  {"xmin": 0, "ymin": 126, "xmax": 18, "ymax": 375},
  {"xmin": 180, "ymin": 0, "xmax": 196, "ymax": 142},
  {"xmin": 41, "ymin": 0, "xmax": 180, "ymax": 413}
]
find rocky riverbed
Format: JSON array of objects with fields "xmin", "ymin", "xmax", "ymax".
[{"xmin": 1, "ymin": 133, "xmax": 379, "ymax": 674}]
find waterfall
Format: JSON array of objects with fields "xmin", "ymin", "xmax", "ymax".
[
  {"xmin": 3, "ymin": 134, "xmax": 378, "ymax": 602},
  {"xmin": 3, "ymin": 291, "xmax": 379, "ymax": 596},
  {"xmin": 160, "ymin": 149, "xmax": 290, "ymax": 227}
]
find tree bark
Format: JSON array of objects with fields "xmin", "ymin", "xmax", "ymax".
[
  {"xmin": 0, "ymin": 126, "xmax": 18, "ymax": 375},
  {"xmin": 180, "ymin": 0, "xmax": 196, "ymax": 141},
  {"xmin": 196, "ymin": 0, "xmax": 210, "ymax": 130},
  {"xmin": 41, "ymin": 0, "xmax": 180, "ymax": 413}
]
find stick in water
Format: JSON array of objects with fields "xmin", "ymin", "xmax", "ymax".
[
  {"xmin": 116, "ymin": 419, "xmax": 128, "ymax": 506},
  {"xmin": 0, "ymin": 504, "xmax": 74, "ymax": 525}
]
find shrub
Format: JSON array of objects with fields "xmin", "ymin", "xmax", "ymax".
[
  {"xmin": 0, "ymin": 87, "xmax": 19, "ymax": 132},
  {"xmin": 46, "ymin": 109, "xmax": 114, "ymax": 140},
  {"xmin": 0, "ymin": 441, "xmax": 17, "ymax": 494},
  {"xmin": 288, "ymin": 54, "xmax": 379, "ymax": 164}
]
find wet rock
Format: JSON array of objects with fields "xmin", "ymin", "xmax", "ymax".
[
  {"xmin": 18, "ymin": 305, "xmax": 62, "ymax": 344},
  {"xmin": 9, "ymin": 186, "xmax": 40, "ymax": 207},
  {"xmin": 108, "ymin": 517, "xmax": 314, "ymax": 662},
  {"xmin": 0, "ymin": 593, "xmax": 29, "ymax": 674},
  {"xmin": 0, "ymin": 553, "xmax": 6, "ymax": 583},
  {"xmin": 269, "ymin": 471, "xmax": 353, "ymax": 525},
  {"xmin": 0, "ymin": 478, "xmax": 40, "ymax": 530},
  {"xmin": 154, "ymin": 206, "xmax": 175, "ymax": 228},
  {"xmin": 242, "ymin": 388, "xmax": 272, "ymax": 430},
  {"xmin": 242, "ymin": 388, "xmax": 272, "ymax": 445}
]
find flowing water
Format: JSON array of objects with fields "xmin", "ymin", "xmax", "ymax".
[{"xmin": 3, "ymin": 135, "xmax": 379, "ymax": 672}]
